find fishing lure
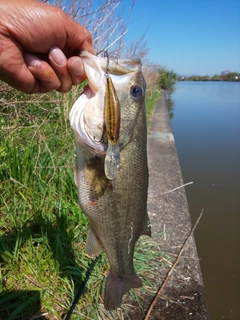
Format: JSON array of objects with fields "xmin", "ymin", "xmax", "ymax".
[{"xmin": 104, "ymin": 53, "xmax": 121, "ymax": 180}]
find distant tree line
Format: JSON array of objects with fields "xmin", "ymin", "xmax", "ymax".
[
  {"xmin": 158, "ymin": 66, "xmax": 177, "ymax": 95},
  {"xmin": 178, "ymin": 71, "xmax": 240, "ymax": 82}
]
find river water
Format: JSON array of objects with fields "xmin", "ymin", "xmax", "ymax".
[{"xmin": 170, "ymin": 81, "xmax": 240, "ymax": 320}]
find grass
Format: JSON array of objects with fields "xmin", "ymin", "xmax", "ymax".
[
  {"xmin": 145, "ymin": 90, "xmax": 160, "ymax": 126},
  {"xmin": 0, "ymin": 84, "xmax": 163, "ymax": 319}
]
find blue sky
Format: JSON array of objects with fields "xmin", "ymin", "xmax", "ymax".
[{"xmin": 123, "ymin": 0, "xmax": 240, "ymax": 75}]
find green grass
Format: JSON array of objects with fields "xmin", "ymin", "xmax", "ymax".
[
  {"xmin": 0, "ymin": 84, "xmax": 165, "ymax": 319},
  {"xmin": 145, "ymin": 90, "xmax": 160, "ymax": 126}
]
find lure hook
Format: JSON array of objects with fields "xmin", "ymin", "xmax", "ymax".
[
  {"xmin": 104, "ymin": 50, "xmax": 110, "ymax": 76},
  {"xmin": 93, "ymin": 131, "xmax": 108, "ymax": 144}
]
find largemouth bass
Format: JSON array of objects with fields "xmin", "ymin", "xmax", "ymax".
[{"xmin": 69, "ymin": 51, "xmax": 151, "ymax": 310}]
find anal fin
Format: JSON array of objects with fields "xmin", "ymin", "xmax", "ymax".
[
  {"xmin": 86, "ymin": 228, "xmax": 103, "ymax": 257},
  {"xmin": 74, "ymin": 161, "xmax": 79, "ymax": 187}
]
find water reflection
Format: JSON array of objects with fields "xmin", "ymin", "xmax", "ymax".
[{"xmin": 167, "ymin": 97, "xmax": 175, "ymax": 119}]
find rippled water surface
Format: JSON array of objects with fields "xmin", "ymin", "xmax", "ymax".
[{"xmin": 170, "ymin": 81, "xmax": 240, "ymax": 319}]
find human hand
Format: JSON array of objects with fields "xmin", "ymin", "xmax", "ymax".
[{"xmin": 0, "ymin": 0, "xmax": 94, "ymax": 93}]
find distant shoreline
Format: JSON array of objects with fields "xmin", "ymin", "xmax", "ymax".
[
  {"xmin": 178, "ymin": 79, "xmax": 240, "ymax": 82},
  {"xmin": 177, "ymin": 72, "xmax": 240, "ymax": 82}
]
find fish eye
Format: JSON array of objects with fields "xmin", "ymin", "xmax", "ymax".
[{"xmin": 130, "ymin": 85, "xmax": 143, "ymax": 99}]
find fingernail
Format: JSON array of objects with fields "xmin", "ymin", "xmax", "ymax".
[
  {"xmin": 24, "ymin": 53, "xmax": 41, "ymax": 67},
  {"xmin": 49, "ymin": 47, "xmax": 66, "ymax": 67},
  {"xmin": 70, "ymin": 59, "xmax": 83, "ymax": 76}
]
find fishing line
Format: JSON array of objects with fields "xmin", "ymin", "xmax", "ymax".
[{"xmin": 65, "ymin": 254, "xmax": 101, "ymax": 320}]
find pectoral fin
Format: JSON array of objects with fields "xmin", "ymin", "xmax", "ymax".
[
  {"xmin": 74, "ymin": 161, "xmax": 79, "ymax": 187},
  {"xmin": 86, "ymin": 228, "xmax": 103, "ymax": 257}
]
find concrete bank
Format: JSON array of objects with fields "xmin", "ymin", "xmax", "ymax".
[{"xmin": 146, "ymin": 91, "xmax": 209, "ymax": 319}]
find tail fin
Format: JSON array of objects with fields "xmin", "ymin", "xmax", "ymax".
[{"xmin": 104, "ymin": 271, "xmax": 142, "ymax": 311}]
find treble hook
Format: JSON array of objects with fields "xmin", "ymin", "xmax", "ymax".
[
  {"xmin": 104, "ymin": 50, "xmax": 110, "ymax": 76},
  {"xmin": 93, "ymin": 131, "xmax": 108, "ymax": 145}
]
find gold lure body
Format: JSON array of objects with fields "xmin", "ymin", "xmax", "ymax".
[{"xmin": 104, "ymin": 74, "xmax": 120, "ymax": 179}]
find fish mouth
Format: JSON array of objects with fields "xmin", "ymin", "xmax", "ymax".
[{"xmin": 70, "ymin": 84, "xmax": 107, "ymax": 155}]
